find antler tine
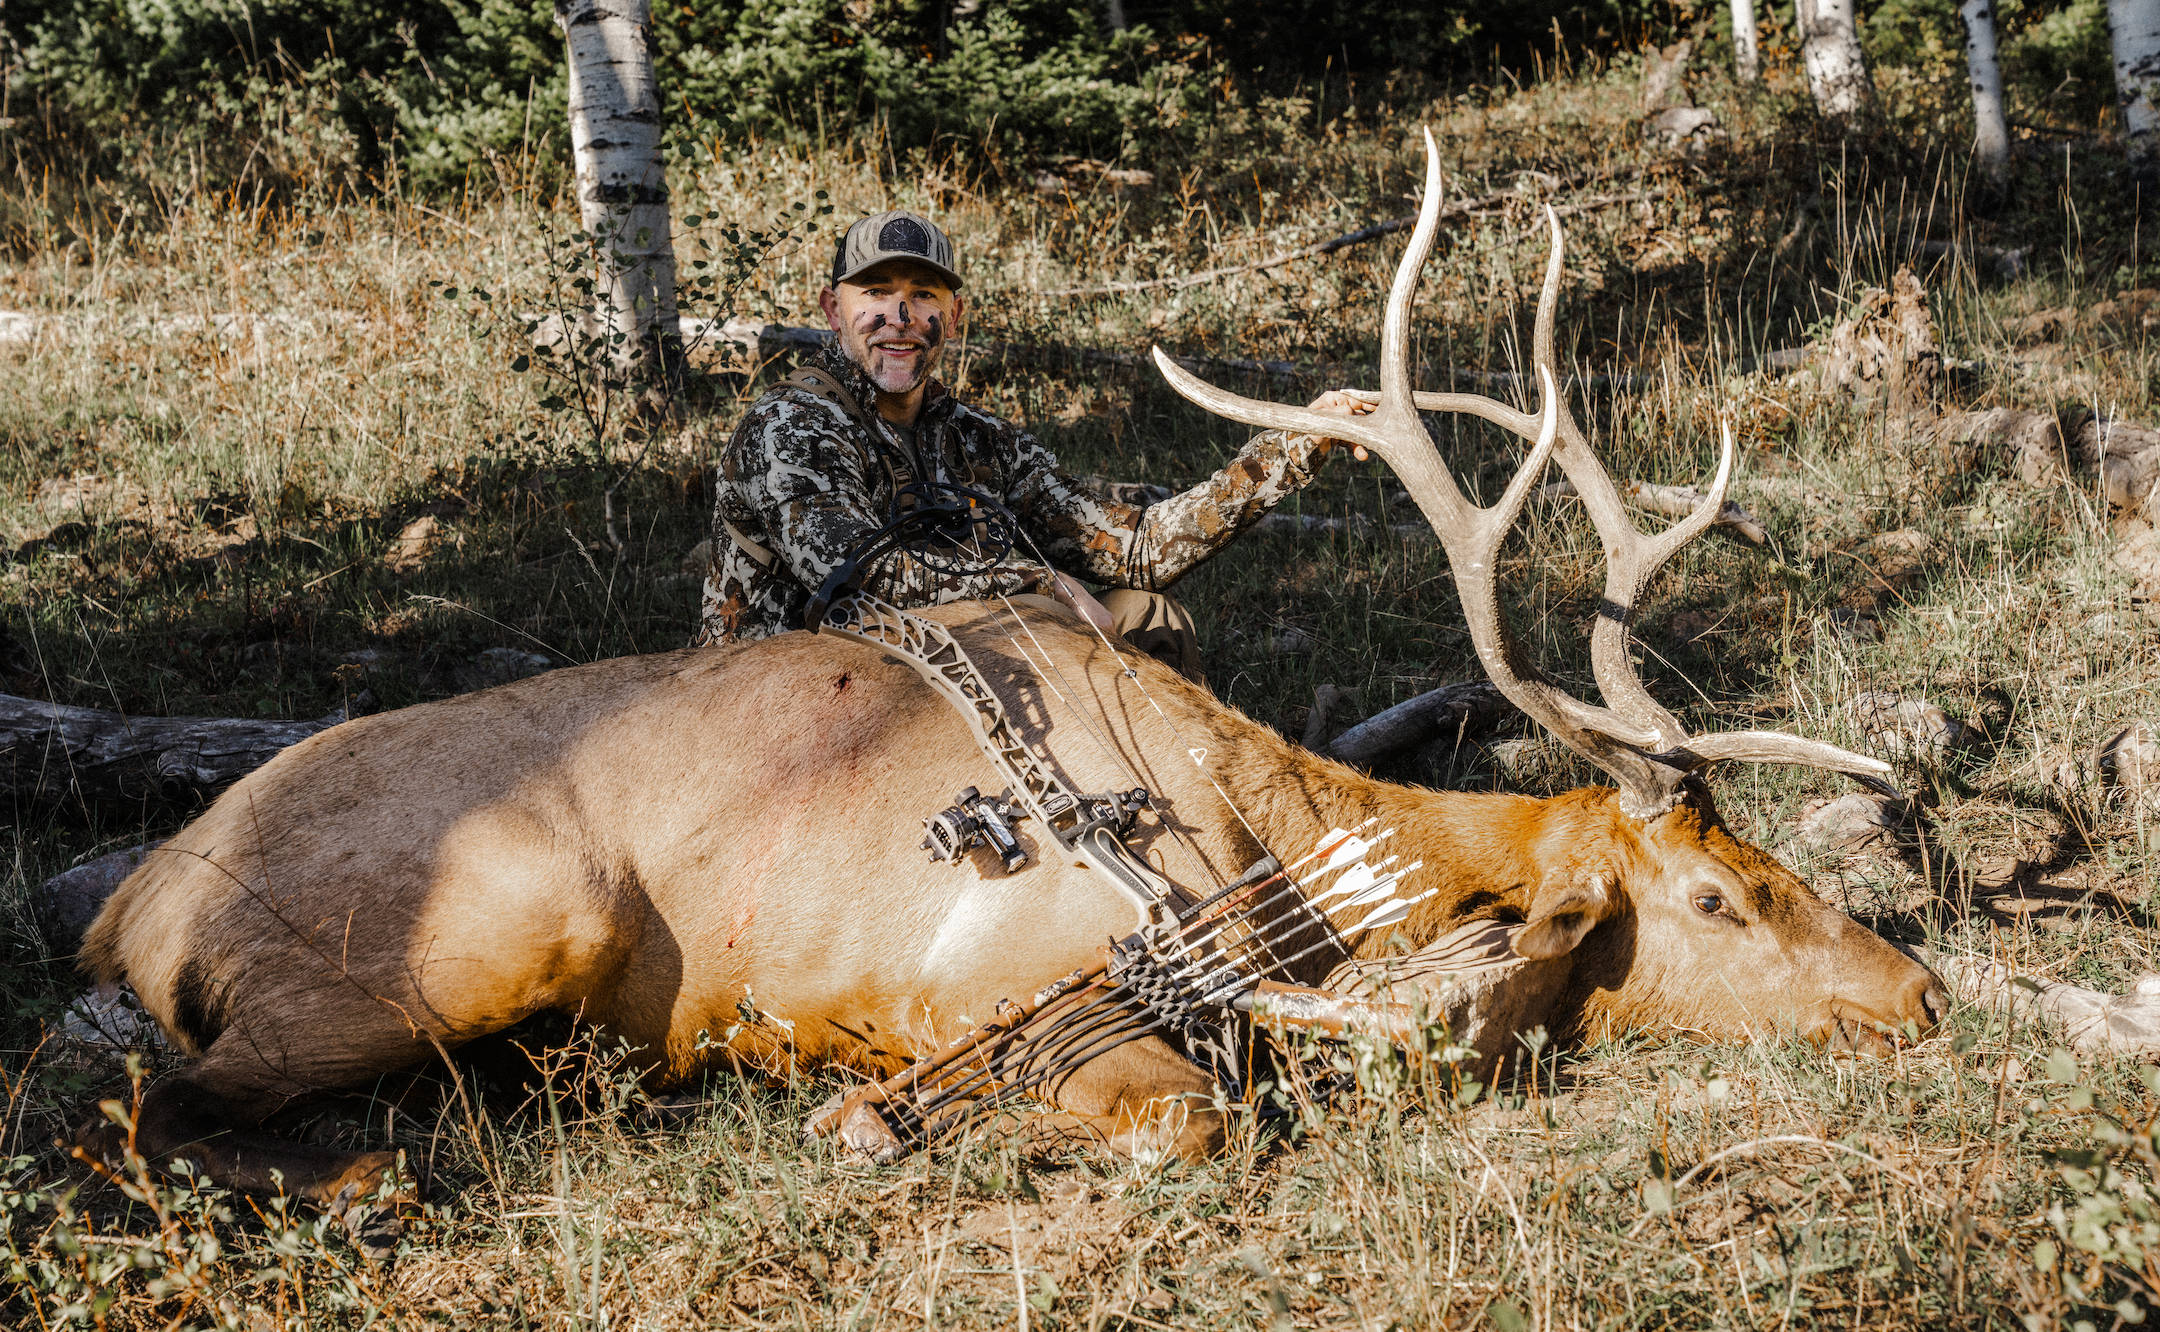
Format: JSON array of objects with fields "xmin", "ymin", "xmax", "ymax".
[
  {"xmin": 1524, "ymin": 205, "xmax": 1713, "ymax": 750},
  {"xmin": 1154, "ymin": 131, "xmax": 1891, "ymax": 816},
  {"xmin": 1149, "ymin": 125, "xmax": 1463, "ymax": 518}
]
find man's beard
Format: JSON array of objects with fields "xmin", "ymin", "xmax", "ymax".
[{"xmin": 855, "ymin": 339, "xmax": 940, "ymax": 394}]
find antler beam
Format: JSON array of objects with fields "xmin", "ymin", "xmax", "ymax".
[{"xmin": 1152, "ymin": 128, "xmax": 1890, "ymax": 818}]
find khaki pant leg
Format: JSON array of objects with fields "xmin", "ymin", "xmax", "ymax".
[{"xmin": 1096, "ymin": 589, "xmax": 1205, "ymax": 685}]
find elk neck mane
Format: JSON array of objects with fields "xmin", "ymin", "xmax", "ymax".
[{"xmin": 1204, "ymin": 709, "xmax": 1639, "ymax": 955}]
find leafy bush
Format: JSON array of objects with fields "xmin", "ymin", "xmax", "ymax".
[
  {"xmin": 1864, "ymin": 0, "xmax": 2116, "ymax": 127},
  {"xmin": 3, "ymin": 0, "xmax": 1680, "ymax": 198}
]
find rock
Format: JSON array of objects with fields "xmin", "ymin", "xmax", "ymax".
[
  {"xmin": 1645, "ymin": 106, "xmax": 1720, "ymax": 146},
  {"xmin": 50, "ymin": 983, "xmax": 170, "ymax": 1075},
  {"xmin": 681, "ymin": 538, "xmax": 713, "ymax": 575},
  {"xmin": 1845, "ymin": 691, "xmax": 1970, "ymax": 760},
  {"xmin": 2076, "ymin": 416, "xmax": 2160, "ymax": 513},
  {"xmin": 37, "ymin": 842, "xmax": 166, "ymax": 951},
  {"xmin": 1484, "ymin": 737, "xmax": 1556, "ymax": 779},
  {"xmin": 1270, "ymin": 627, "xmax": 1314, "ymax": 656},
  {"xmin": 1791, "ymin": 793, "xmax": 1906, "ymax": 854},
  {"xmin": 2095, "ymin": 720, "xmax": 2160, "ymax": 796},
  {"xmin": 2083, "ymin": 288, "xmax": 2160, "ymax": 333},
  {"xmin": 2029, "ymin": 742, "xmax": 2090, "ymax": 792},
  {"xmin": 2112, "ymin": 527, "xmax": 2160, "ymax": 589},
  {"xmin": 1667, "ymin": 609, "xmax": 1715, "ymax": 645},
  {"xmin": 384, "ymin": 515, "xmax": 442, "ymax": 573},
  {"xmin": 1918, "ymin": 407, "xmax": 2066, "ymax": 479},
  {"xmin": 1865, "ymin": 528, "xmax": 1932, "ymax": 575},
  {"xmin": 452, "ymin": 647, "xmax": 557, "ymax": 692}
]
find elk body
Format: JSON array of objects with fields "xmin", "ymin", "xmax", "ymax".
[{"xmin": 80, "ymin": 132, "xmax": 1942, "ymax": 1215}]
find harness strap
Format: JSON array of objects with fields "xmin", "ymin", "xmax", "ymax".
[
  {"xmin": 722, "ymin": 517, "xmax": 776, "ymax": 568},
  {"xmin": 718, "ymin": 365, "xmax": 904, "ymax": 573}
]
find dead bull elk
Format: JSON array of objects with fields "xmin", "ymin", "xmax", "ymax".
[{"xmin": 79, "ymin": 130, "xmax": 1941, "ymax": 1221}]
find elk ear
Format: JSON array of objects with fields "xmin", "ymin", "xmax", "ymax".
[{"xmin": 1513, "ymin": 872, "xmax": 1617, "ymax": 961}]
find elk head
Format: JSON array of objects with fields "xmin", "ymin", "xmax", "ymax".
[{"xmin": 1156, "ymin": 130, "xmax": 1943, "ymax": 1051}]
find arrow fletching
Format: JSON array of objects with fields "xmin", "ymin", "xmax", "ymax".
[
  {"xmin": 1341, "ymin": 888, "xmax": 1438, "ymax": 936},
  {"xmin": 1339, "ymin": 859, "xmax": 1421, "ymax": 909}
]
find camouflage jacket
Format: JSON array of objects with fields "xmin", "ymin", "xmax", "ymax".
[{"xmin": 697, "ymin": 344, "xmax": 1328, "ymax": 646}]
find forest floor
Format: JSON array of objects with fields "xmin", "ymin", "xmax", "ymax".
[{"xmin": 2, "ymin": 46, "xmax": 2158, "ymax": 1331}]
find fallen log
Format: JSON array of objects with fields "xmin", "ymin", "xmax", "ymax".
[
  {"xmin": 1326, "ymin": 682, "xmax": 1511, "ymax": 768},
  {"xmin": 1, "ymin": 691, "xmax": 369, "ymax": 816}
]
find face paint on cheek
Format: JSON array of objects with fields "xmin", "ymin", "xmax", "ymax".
[
  {"xmin": 855, "ymin": 311, "xmax": 888, "ymax": 335},
  {"xmin": 923, "ymin": 314, "xmax": 943, "ymax": 348}
]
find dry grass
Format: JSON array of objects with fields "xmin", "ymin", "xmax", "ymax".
[{"xmin": 3, "ymin": 44, "xmax": 2159, "ymax": 1331}]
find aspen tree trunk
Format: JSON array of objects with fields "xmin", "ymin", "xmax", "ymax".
[
  {"xmin": 555, "ymin": 0, "xmax": 681, "ymax": 388},
  {"xmin": 1731, "ymin": 0, "xmax": 1760, "ymax": 83},
  {"xmin": 1796, "ymin": 0, "xmax": 1875, "ymax": 118},
  {"xmin": 1960, "ymin": 0, "xmax": 2011, "ymax": 190},
  {"xmin": 2111, "ymin": 0, "xmax": 2160, "ymax": 169}
]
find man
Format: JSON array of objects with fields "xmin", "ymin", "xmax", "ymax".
[{"xmin": 698, "ymin": 209, "xmax": 1370, "ymax": 681}]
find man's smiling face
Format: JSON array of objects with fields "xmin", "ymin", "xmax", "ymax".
[{"xmin": 819, "ymin": 260, "xmax": 966, "ymax": 399}]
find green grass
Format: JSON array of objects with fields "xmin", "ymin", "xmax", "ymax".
[{"xmin": 3, "ymin": 45, "xmax": 2159, "ymax": 1330}]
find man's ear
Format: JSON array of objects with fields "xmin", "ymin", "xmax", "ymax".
[
  {"xmin": 818, "ymin": 286, "xmax": 842, "ymax": 330},
  {"xmin": 1513, "ymin": 870, "xmax": 1618, "ymax": 961},
  {"xmin": 951, "ymin": 291, "xmax": 967, "ymax": 330}
]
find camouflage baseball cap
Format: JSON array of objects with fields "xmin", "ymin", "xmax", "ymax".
[{"xmin": 829, "ymin": 210, "xmax": 963, "ymax": 290}]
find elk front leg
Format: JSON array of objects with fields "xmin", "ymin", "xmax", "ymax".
[
  {"xmin": 1030, "ymin": 1034, "xmax": 1225, "ymax": 1162},
  {"xmin": 77, "ymin": 1070, "xmax": 405, "ymax": 1209}
]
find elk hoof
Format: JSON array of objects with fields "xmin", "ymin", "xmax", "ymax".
[
  {"xmin": 838, "ymin": 1101, "xmax": 908, "ymax": 1165},
  {"xmin": 71, "ymin": 1117, "xmax": 129, "ymax": 1173},
  {"xmin": 323, "ymin": 1151, "xmax": 416, "ymax": 1263}
]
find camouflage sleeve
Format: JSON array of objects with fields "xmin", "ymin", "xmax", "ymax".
[
  {"xmin": 734, "ymin": 394, "xmax": 1057, "ymax": 611},
  {"xmin": 1006, "ymin": 428, "xmax": 1327, "ymax": 590}
]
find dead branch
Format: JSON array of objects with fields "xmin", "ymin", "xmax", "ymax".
[
  {"xmin": 1325, "ymin": 682, "xmax": 1511, "ymax": 768},
  {"xmin": 1538, "ymin": 479, "xmax": 1768, "ymax": 544}
]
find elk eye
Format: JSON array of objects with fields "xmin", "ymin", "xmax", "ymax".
[{"xmin": 1693, "ymin": 893, "xmax": 1724, "ymax": 915}]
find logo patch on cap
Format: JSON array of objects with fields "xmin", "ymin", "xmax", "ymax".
[{"xmin": 877, "ymin": 216, "xmax": 932, "ymax": 257}]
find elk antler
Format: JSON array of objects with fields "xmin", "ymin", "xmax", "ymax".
[{"xmin": 1151, "ymin": 128, "xmax": 1890, "ymax": 819}]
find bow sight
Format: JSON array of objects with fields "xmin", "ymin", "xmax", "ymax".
[{"xmin": 807, "ymin": 587, "xmax": 1438, "ymax": 1162}]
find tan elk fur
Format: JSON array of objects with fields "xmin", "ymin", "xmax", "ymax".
[{"xmin": 81, "ymin": 601, "xmax": 1940, "ymax": 1209}]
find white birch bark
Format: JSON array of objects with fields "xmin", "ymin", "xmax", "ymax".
[
  {"xmin": 1960, "ymin": 0, "xmax": 2011, "ymax": 188},
  {"xmin": 555, "ymin": 0, "xmax": 680, "ymax": 382},
  {"xmin": 2111, "ymin": 0, "xmax": 2160, "ymax": 165},
  {"xmin": 1731, "ymin": 0, "xmax": 1760, "ymax": 83},
  {"xmin": 1796, "ymin": 0, "xmax": 1874, "ymax": 118}
]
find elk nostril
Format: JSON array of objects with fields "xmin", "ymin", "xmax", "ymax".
[{"xmin": 1924, "ymin": 984, "xmax": 1949, "ymax": 1024}]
